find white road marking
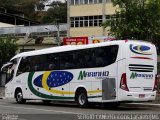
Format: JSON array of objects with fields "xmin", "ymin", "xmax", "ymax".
[
  {"xmin": 127, "ymin": 103, "xmax": 160, "ymax": 106},
  {"xmin": 0, "ymin": 104, "xmax": 81, "ymax": 114}
]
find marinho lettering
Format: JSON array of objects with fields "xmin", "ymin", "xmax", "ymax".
[
  {"xmin": 130, "ymin": 72, "xmax": 153, "ymax": 79},
  {"xmin": 78, "ymin": 71, "xmax": 109, "ymax": 80}
]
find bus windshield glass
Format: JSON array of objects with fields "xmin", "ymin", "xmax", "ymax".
[{"xmin": 1, "ymin": 60, "xmax": 17, "ymax": 84}]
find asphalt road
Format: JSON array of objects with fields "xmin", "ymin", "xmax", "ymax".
[{"xmin": 0, "ymin": 99, "xmax": 160, "ymax": 120}]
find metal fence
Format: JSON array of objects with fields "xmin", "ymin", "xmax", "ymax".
[{"xmin": 0, "ymin": 24, "xmax": 67, "ymax": 37}]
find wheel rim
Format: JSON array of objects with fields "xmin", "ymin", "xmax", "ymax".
[
  {"xmin": 78, "ymin": 93, "xmax": 86, "ymax": 105},
  {"xmin": 17, "ymin": 92, "xmax": 23, "ymax": 102}
]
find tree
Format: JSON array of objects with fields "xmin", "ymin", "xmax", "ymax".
[
  {"xmin": 102, "ymin": 0, "xmax": 160, "ymax": 42},
  {"xmin": 0, "ymin": 37, "xmax": 18, "ymax": 67},
  {"xmin": 40, "ymin": 0, "xmax": 67, "ymax": 24},
  {"xmin": 0, "ymin": 0, "xmax": 49, "ymax": 20}
]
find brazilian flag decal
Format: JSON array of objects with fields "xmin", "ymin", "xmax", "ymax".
[
  {"xmin": 28, "ymin": 72, "xmax": 74, "ymax": 100},
  {"xmin": 28, "ymin": 71, "xmax": 102, "ymax": 100}
]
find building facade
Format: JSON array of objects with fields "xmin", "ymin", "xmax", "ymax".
[{"xmin": 67, "ymin": 0, "xmax": 116, "ymax": 37}]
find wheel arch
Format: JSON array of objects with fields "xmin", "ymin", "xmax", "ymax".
[
  {"xmin": 75, "ymin": 86, "xmax": 87, "ymax": 101},
  {"xmin": 14, "ymin": 87, "xmax": 22, "ymax": 98}
]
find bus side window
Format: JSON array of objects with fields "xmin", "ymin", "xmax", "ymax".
[
  {"xmin": 59, "ymin": 51, "xmax": 75, "ymax": 70},
  {"xmin": 49, "ymin": 64, "xmax": 55, "ymax": 70},
  {"xmin": 95, "ymin": 47, "xmax": 106, "ymax": 67},
  {"xmin": 76, "ymin": 50, "xmax": 85, "ymax": 68},
  {"xmin": 47, "ymin": 53, "xmax": 60, "ymax": 70},
  {"xmin": 84, "ymin": 49, "xmax": 94, "ymax": 67},
  {"xmin": 106, "ymin": 45, "xmax": 118, "ymax": 65},
  {"xmin": 17, "ymin": 57, "xmax": 30, "ymax": 76}
]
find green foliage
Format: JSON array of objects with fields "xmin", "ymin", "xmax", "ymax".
[
  {"xmin": 0, "ymin": 0, "xmax": 66, "ymax": 23},
  {"xmin": 102, "ymin": 0, "xmax": 160, "ymax": 42},
  {"xmin": 40, "ymin": 1, "xmax": 67, "ymax": 24},
  {"xmin": 0, "ymin": 37, "xmax": 18, "ymax": 67},
  {"xmin": 0, "ymin": 0, "xmax": 48, "ymax": 20}
]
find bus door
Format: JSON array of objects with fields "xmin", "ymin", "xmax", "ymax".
[
  {"xmin": 1, "ymin": 62, "xmax": 15, "ymax": 85},
  {"xmin": 1, "ymin": 59, "xmax": 18, "ymax": 97}
]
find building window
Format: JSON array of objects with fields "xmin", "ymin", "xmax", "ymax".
[
  {"xmin": 70, "ymin": 15, "xmax": 105, "ymax": 28},
  {"xmin": 89, "ymin": 0, "xmax": 93, "ymax": 4},
  {"xmin": 94, "ymin": 0, "xmax": 98, "ymax": 4},
  {"xmin": 84, "ymin": 0, "xmax": 88, "ymax": 4},
  {"xmin": 99, "ymin": 0, "xmax": 102, "ymax": 3},
  {"xmin": 84, "ymin": 16, "xmax": 89, "ymax": 27},
  {"xmin": 80, "ymin": 0, "xmax": 84, "ymax": 4},
  {"xmin": 71, "ymin": 0, "xmax": 74, "ymax": 5},
  {"xmin": 89, "ymin": 16, "xmax": 93, "ymax": 26},
  {"xmin": 70, "ymin": 0, "xmax": 111, "ymax": 5},
  {"xmin": 80, "ymin": 17, "xmax": 84, "ymax": 27},
  {"xmin": 70, "ymin": 17, "xmax": 75, "ymax": 27},
  {"xmin": 106, "ymin": 0, "xmax": 111, "ymax": 3},
  {"xmin": 75, "ymin": 0, "xmax": 79, "ymax": 5}
]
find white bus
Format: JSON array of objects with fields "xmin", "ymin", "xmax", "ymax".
[{"xmin": 1, "ymin": 40, "xmax": 158, "ymax": 107}]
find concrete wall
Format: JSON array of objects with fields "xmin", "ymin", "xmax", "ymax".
[
  {"xmin": 70, "ymin": 4, "xmax": 103, "ymax": 16},
  {"xmin": 0, "ymin": 22, "xmax": 15, "ymax": 28},
  {"xmin": 69, "ymin": 3, "xmax": 115, "ymax": 37},
  {"xmin": 16, "ymin": 36, "xmax": 63, "ymax": 53}
]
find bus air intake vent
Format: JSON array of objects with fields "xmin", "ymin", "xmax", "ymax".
[{"xmin": 129, "ymin": 64, "xmax": 154, "ymax": 72}]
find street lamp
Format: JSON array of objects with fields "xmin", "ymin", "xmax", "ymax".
[
  {"xmin": 46, "ymin": 18, "xmax": 61, "ymax": 46},
  {"xmin": 45, "ymin": 28, "xmax": 50, "ymax": 37},
  {"xmin": 22, "ymin": 31, "xmax": 32, "ymax": 52}
]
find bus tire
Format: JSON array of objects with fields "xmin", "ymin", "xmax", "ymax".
[
  {"xmin": 15, "ymin": 89, "xmax": 26, "ymax": 104},
  {"xmin": 76, "ymin": 89, "xmax": 88, "ymax": 108}
]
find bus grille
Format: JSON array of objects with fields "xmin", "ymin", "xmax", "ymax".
[{"xmin": 129, "ymin": 64, "xmax": 154, "ymax": 72}]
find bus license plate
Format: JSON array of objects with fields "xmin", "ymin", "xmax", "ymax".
[{"xmin": 139, "ymin": 94, "xmax": 145, "ymax": 98}]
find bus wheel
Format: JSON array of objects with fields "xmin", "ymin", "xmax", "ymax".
[
  {"xmin": 76, "ymin": 90, "xmax": 88, "ymax": 108},
  {"xmin": 42, "ymin": 100, "xmax": 51, "ymax": 105},
  {"xmin": 15, "ymin": 90, "xmax": 26, "ymax": 104}
]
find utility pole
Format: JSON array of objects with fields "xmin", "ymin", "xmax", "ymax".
[
  {"xmin": 55, "ymin": 19, "xmax": 60, "ymax": 46},
  {"xmin": 102, "ymin": 0, "xmax": 106, "ymax": 36},
  {"xmin": 67, "ymin": 0, "xmax": 70, "ymax": 37}
]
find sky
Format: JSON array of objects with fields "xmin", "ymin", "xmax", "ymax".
[
  {"xmin": 45, "ymin": 0, "xmax": 66, "ymax": 10},
  {"xmin": 47, "ymin": 0, "xmax": 65, "ymax": 4}
]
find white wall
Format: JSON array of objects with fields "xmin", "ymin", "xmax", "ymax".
[{"xmin": 0, "ymin": 22, "xmax": 15, "ymax": 28}]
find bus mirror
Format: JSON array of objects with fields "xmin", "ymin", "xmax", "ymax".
[
  {"xmin": 1, "ymin": 67, "xmax": 7, "ymax": 73},
  {"xmin": 1, "ymin": 62, "xmax": 13, "ymax": 73},
  {"xmin": 13, "ymin": 60, "xmax": 17, "ymax": 64}
]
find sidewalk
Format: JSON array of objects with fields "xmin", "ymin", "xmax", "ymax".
[{"xmin": 154, "ymin": 93, "xmax": 160, "ymax": 104}]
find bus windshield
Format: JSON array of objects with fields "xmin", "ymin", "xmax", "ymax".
[{"xmin": 1, "ymin": 61, "xmax": 17, "ymax": 84}]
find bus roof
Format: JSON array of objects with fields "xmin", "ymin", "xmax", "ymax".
[{"xmin": 10, "ymin": 40, "xmax": 153, "ymax": 61}]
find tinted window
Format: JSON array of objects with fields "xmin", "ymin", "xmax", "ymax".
[
  {"xmin": 17, "ymin": 53, "xmax": 60, "ymax": 74},
  {"xmin": 47, "ymin": 53, "xmax": 60, "ymax": 70},
  {"xmin": 59, "ymin": 51, "xmax": 76, "ymax": 70},
  {"xmin": 17, "ymin": 57, "xmax": 30, "ymax": 75},
  {"xmin": 17, "ymin": 45, "xmax": 118, "ymax": 74},
  {"xmin": 74, "ymin": 45, "xmax": 118, "ymax": 68}
]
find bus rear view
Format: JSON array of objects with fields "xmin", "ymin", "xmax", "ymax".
[{"xmin": 118, "ymin": 40, "xmax": 157, "ymax": 102}]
